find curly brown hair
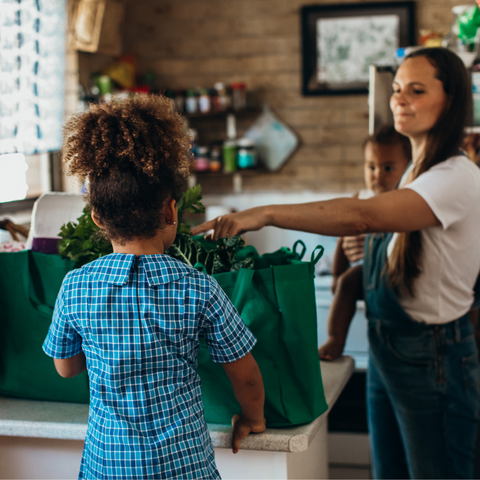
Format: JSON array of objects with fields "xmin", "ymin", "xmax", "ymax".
[{"xmin": 63, "ymin": 94, "xmax": 192, "ymax": 243}]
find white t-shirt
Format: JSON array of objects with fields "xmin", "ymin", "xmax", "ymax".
[
  {"xmin": 358, "ymin": 188, "xmax": 375, "ymax": 200},
  {"xmin": 387, "ymin": 155, "xmax": 480, "ymax": 324}
]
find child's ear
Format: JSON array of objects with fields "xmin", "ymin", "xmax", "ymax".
[
  {"xmin": 91, "ymin": 210, "xmax": 103, "ymax": 228},
  {"xmin": 166, "ymin": 198, "xmax": 178, "ymax": 225}
]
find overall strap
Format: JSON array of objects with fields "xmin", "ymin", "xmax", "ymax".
[{"xmin": 363, "ymin": 233, "xmax": 418, "ymax": 327}]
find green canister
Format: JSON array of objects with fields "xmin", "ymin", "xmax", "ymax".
[{"xmin": 223, "ymin": 140, "xmax": 237, "ymax": 173}]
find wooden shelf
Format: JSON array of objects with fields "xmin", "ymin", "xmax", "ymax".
[
  {"xmin": 192, "ymin": 167, "xmax": 267, "ymax": 177},
  {"xmin": 465, "ymin": 126, "xmax": 480, "ymax": 134},
  {"xmin": 185, "ymin": 108, "xmax": 260, "ymax": 120}
]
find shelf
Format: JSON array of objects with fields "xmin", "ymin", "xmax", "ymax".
[
  {"xmin": 189, "ymin": 168, "xmax": 269, "ymax": 193},
  {"xmin": 192, "ymin": 168, "xmax": 267, "ymax": 177},
  {"xmin": 185, "ymin": 108, "xmax": 260, "ymax": 120},
  {"xmin": 465, "ymin": 126, "xmax": 480, "ymax": 134}
]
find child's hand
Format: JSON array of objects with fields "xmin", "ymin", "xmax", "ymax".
[
  {"xmin": 342, "ymin": 234, "xmax": 366, "ymax": 263},
  {"xmin": 231, "ymin": 413, "xmax": 266, "ymax": 454},
  {"xmin": 318, "ymin": 336, "xmax": 345, "ymax": 361}
]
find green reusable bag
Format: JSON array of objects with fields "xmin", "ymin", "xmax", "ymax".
[
  {"xmin": 197, "ymin": 242, "xmax": 328, "ymax": 428},
  {"xmin": 0, "ymin": 250, "xmax": 89, "ymax": 403}
]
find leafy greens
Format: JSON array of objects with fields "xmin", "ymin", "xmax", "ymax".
[{"xmin": 57, "ymin": 185, "xmax": 254, "ymax": 274}]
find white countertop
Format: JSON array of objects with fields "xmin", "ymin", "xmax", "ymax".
[{"xmin": 0, "ymin": 356, "xmax": 354, "ymax": 453}]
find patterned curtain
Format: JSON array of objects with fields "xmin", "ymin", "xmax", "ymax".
[{"xmin": 0, "ymin": 0, "xmax": 66, "ymax": 155}]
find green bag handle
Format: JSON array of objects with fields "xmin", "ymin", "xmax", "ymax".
[
  {"xmin": 23, "ymin": 251, "xmax": 55, "ymax": 318},
  {"xmin": 311, "ymin": 245, "xmax": 325, "ymax": 265},
  {"xmin": 292, "ymin": 240, "xmax": 306, "ymax": 260},
  {"xmin": 230, "ymin": 268, "xmax": 255, "ymax": 309}
]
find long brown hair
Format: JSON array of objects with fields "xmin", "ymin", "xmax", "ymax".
[{"xmin": 387, "ymin": 47, "xmax": 471, "ymax": 296}]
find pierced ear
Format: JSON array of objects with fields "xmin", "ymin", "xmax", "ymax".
[
  {"xmin": 166, "ymin": 198, "xmax": 177, "ymax": 226},
  {"xmin": 91, "ymin": 210, "xmax": 103, "ymax": 228}
]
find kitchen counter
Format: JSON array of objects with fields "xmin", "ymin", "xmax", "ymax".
[{"xmin": 0, "ymin": 356, "xmax": 354, "ymax": 479}]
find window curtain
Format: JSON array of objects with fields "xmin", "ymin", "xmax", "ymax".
[{"xmin": 0, "ymin": 0, "xmax": 66, "ymax": 155}]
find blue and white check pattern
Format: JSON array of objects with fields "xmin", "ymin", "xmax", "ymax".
[{"xmin": 43, "ymin": 253, "xmax": 256, "ymax": 479}]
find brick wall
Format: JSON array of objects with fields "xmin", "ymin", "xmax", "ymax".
[{"xmin": 87, "ymin": 0, "xmax": 462, "ymax": 194}]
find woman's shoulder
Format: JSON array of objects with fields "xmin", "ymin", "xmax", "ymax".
[
  {"xmin": 418, "ymin": 155, "xmax": 480, "ymax": 187},
  {"xmin": 433, "ymin": 154, "xmax": 480, "ymax": 174}
]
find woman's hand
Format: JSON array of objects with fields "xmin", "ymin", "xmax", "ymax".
[
  {"xmin": 190, "ymin": 207, "xmax": 269, "ymax": 240},
  {"xmin": 231, "ymin": 413, "xmax": 266, "ymax": 454},
  {"xmin": 342, "ymin": 234, "xmax": 366, "ymax": 264}
]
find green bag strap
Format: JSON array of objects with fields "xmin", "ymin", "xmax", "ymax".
[
  {"xmin": 311, "ymin": 245, "xmax": 325, "ymax": 265},
  {"xmin": 230, "ymin": 268, "xmax": 255, "ymax": 310},
  {"xmin": 23, "ymin": 251, "xmax": 55, "ymax": 318},
  {"xmin": 292, "ymin": 240, "xmax": 306, "ymax": 260}
]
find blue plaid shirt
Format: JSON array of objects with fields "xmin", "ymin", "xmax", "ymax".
[{"xmin": 43, "ymin": 253, "xmax": 256, "ymax": 479}]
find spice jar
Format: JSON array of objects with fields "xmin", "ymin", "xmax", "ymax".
[
  {"xmin": 174, "ymin": 90, "xmax": 185, "ymax": 113},
  {"xmin": 209, "ymin": 146, "xmax": 223, "ymax": 172},
  {"xmin": 185, "ymin": 89, "xmax": 198, "ymax": 114},
  {"xmin": 214, "ymin": 82, "xmax": 230, "ymax": 112},
  {"xmin": 223, "ymin": 140, "xmax": 237, "ymax": 173},
  {"xmin": 198, "ymin": 88, "xmax": 211, "ymax": 113},
  {"xmin": 195, "ymin": 146, "xmax": 210, "ymax": 172},
  {"xmin": 237, "ymin": 138, "xmax": 257, "ymax": 169},
  {"xmin": 231, "ymin": 82, "xmax": 247, "ymax": 111}
]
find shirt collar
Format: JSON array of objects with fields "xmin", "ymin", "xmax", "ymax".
[{"xmin": 84, "ymin": 253, "xmax": 193, "ymax": 286}]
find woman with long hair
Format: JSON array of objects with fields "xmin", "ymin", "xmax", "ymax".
[{"xmin": 192, "ymin": 47, "xmax": 480, "ymax": 479}]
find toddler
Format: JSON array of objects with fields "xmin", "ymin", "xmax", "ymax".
[
  {"xmin": 318, "ymin": 125, "xmax": 411, "ymax": 361},
  {"xmin": 43, "ymin": 95, "xmax": 265, "ymax": 479}
]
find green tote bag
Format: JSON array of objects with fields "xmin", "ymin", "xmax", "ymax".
[
  {"xmin": 0, "ymin": 250, "xmax": 89, "ymax": 403},
  {"xmin": 197, "ymin": 243, "xmax": 328, "ymax": 428}
]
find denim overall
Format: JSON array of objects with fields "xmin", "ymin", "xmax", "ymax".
[{"xmin": 363, "ymin": 233, "xmax": 480, "ymax": 479}]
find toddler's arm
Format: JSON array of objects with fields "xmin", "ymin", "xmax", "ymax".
[
  {"xmin": 331, "ymin": 237, "xmax": 350, "ymax": 293},
  {"xmin": 222, "ymin": 352, "xmax": 266, "ymax": 453},
  {"xmin": 319, "ymin": 264, "xmax": 363, "ymax": 361},
  {"xmin": 54, "ymin": 351, "xmax": 86, "ymax": 378}
]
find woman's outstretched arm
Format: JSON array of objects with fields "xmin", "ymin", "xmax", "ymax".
[{"xmin": 191, "ymin": 189, "xmax": 440, "ymax": 239}]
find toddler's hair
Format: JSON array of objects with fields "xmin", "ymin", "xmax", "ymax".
[
  {"xmin": 363, "ymin": 124, "xmax": 412, "ymax": 160},
  {"xmin": 62, "ymin": 95, "xmax": 192, "ymax": 244}
]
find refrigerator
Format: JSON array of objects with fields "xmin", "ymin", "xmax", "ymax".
[{"xmin": 368, "ymin": 65, "xmax": 395, "ymax": 135}]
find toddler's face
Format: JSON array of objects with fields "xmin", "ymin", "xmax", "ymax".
[{"xmin": 364, "ymin": 142, "xmax": 410, "ymax": 194}]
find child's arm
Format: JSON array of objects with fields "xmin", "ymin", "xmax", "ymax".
[
  {"xmin": 319, "ymin": 264, "xmax": 363, "ymax": 361},
  {"xmin": 330, "ymin": 192, "xmax": 361, "ymax": 293},
  {"xmin": 53, "ymin": 351, "xmax": 87, "ymax": 378},
  {"xmin": 330, "ymin": 237, "xmax": 350, "ymax": 293},
  {"xmin": 222, "ymin": 352, "xmax": 266, "ymax": 454}
]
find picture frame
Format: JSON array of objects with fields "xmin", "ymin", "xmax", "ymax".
[{"xmin": 301, "ymin": 2, "xmax": 415, "ymax": 96}]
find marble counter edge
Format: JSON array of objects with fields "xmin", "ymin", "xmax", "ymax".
[{"xmin": 0, "ymin": 356, "xmax": 354, "ymax": 453}]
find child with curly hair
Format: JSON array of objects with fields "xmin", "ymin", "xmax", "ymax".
[{"xmin": 42, "ymin": 95, "xmax": 265, "ymax": 479}]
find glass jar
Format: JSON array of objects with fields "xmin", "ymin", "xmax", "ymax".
[
  {"xmin": 231, "ymin": 82, "xmax": 247, "ymax": 111},
  {"xmin": 198, "ymin": 88, "xmax": 211, "ymax": 113},
  {"xmin": 174, "ymin": 90, "xmax": 185, "ymax": 113},
  {"xmin": 213, "ymin": 82, "xmax": 229, "ymax": 112},
  {"xmin": 185, "ymin": 89, "xmax": 198, "ymax": 114},
  {"xmin": 195, "ymin": 146, "xmax": 209, "ymax": 172},
  {"xmin": 237, "ymin": 138, "xmax": 257, "ymax": 169},
  {"xmin": 209, "ymin": 146, "xmax": 223, "ymax": 172},
  {"xmin": 223, "ymin": 140, "xmax": 237, "ymax": 173}
]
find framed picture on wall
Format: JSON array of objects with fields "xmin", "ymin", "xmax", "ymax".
[{"xmin": 301, "ymin": 2, "xmax": 415, "ymax": 96}]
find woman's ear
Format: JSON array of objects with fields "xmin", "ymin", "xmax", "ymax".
[{"xmin": 91, "ymin": 210, "xmax": 103, "ymax": 228}]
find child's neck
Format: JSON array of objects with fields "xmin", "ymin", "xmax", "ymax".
[{"xmin": 112, "ymin": 235, "xmax": 169, "ymax": 256}]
